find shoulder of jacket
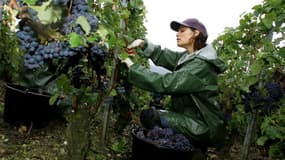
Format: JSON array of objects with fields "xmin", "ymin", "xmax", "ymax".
[{"xmin": 196, "ymin": 44, "xmax": 218, "ymax": 60}]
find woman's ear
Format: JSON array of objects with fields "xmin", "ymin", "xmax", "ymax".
[{"xmin": 194, "ymin": 30, "xmax": 200, "ymax": 37}]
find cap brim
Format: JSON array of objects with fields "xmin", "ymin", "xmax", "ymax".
[
  {"xmin": 170, "ymin": 21, "xmax": 182, "ymax": 31},
  {"xmin": 170, "ymin": 21, "xmax": 190, "ymax": 31}
]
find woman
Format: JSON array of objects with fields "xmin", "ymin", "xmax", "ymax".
[{"xmin": 123, "ymin": 18, "xmax": 226, "ymax": 148}]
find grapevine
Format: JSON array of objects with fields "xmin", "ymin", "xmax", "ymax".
[
  {"xmin": 2, "ymin": 0, "xmax": 149, "ymax": 158},
  {"xmin": 213, "ymin": 0, "xmax": 285, "ymax": 158}
]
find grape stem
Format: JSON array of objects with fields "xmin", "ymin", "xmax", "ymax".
[
  {"xmin": 67, "ymin": 0, "xmax": 73, "ymax": 16},
  {"xmin": 8, "ymin": 0, "xmax": 19, "ymax": 9}
]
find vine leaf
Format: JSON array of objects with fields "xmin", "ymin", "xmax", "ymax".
[
  {"xmin": 265, "ymin": 126, "xmax": 281, "ymax": 139},
  {"xmin": 76, "ymin": 16, "xmax": 91, "ymax": 35},
  {"xmin": 120, "ymin": 9, "xmax": 130, "ymax": 19},
  {"xmin": 97, "ymin": 26, "xmax": 116, "ymax": 48},
  {"xmin": 23, "ymin": 0, "xmax": 37, "ymax": 5},
  {"xmin": 279, "ymin": 47, "xmax": 285, "ymax": 58},
  {"xmin": 99, "ymin": 0, "xmax": 113, "ymax": 3},
  {"xmin": 262, "ymin": 12, "xmax": 276, "ymax": 29},
  {"xmin": 69, "ymin": 32, "xmax": 84, "ymax": 48},
  {"xmin": 49, "ymin": 93, "xmax": 59, "ymax": 105},
  {"xmin": 256, "ymin": 136, "xmax": 268, "ymax": 146},
  {"xmin": 239, "ymin": 75, "xmax": 258, "ymax": 92},
  {"xmin": 118, "ymin": 52, "xmax": 128, "ymax": 60},
  {"xmin": 250, "ymin": 61, "xmax": 262, "ymax": 76},
  {"xmin": 29, "ymin": 0, "xmax": 63, "ymax": 25},
  {"xmin": 97, "ymin": 27, "xmax": 109, "ymax": 41}
]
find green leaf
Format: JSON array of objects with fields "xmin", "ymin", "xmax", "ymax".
[
  {"xmin": 110, "ymin": 89, "xmax": 117, "ymax": 96},
  {"xmin": 262, "ymin": 12, "xmax": 276, "ymax": 29},
  {"xmin": 85, "ymin": 93, "xmax": 98, "ymax": 105},
  {"xmin": 256, "ymin": 136, "xmax": 268, "ymax": 146},
  {"xmin": 121, "ymin": 9, "xmax": 131, "ymax": 19},
  {"xmin": 29, "ymin": 0, "xmax": 63, "ymax": 25},
  {"xmin": 268, "ymin": 144, "xmax": 282, "ymax": 158},
  {"xmin": 239, "ymin": 75, "xmax": 258, "ymax": 92},
  {"xmin": 49, "ymin": 93, "xmax": 59, "ymax": 105},
  {"xmin": 269, "ymin": 0, "xmax": 283, "ymax": 7},
  {"xmin": 250, "ymin": 61, "xmax": 262, "ymax": 76},
  {"xmin": 87, "ymin": 33, "xmax": 100, "ymax": 43},
  {"xmin": 111, "ymin": 138, "xmax": 127, "ymax": 153},
  {"xmin": 99, "ymin": 0, "xmax": 113, "ymax": 3},
  {"xmin": 129, "ymin": 0, "xmax": 145, "ymax": 8},
  {"xmin": 278, "ymin": 47, "xmax": 285, "ymax": 58},
  {"xmin": 97, "ymin": 26, "xmax": 109, "ymax": 42},
  {"xmin": 56, "ymin": 74, "xmax": 73, "ymax": 93},
  {"xmin": 69, "ymin": 32, "xmax": 83, "ymax": 48},
  {"xmin": 119, "ymin": 52, "xmax": 129, "ymax": 60},
  {"xmin": 265, "ymin": 126, "xmax": 281, "ymax": 139},
  {"xmin": 23, "ymin": 0, "xmax": 37, "ymax": 5},
  {"xmin": 76, "ymin": 16, "xmax": 91, "ymax": 35}
]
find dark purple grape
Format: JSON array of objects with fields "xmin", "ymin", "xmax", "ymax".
[
  {"xmin": 265, "ymin": 82, "xmax": 283, "ymax": 101},
  {"xmin": 135, "ymin": 127, "xmax": 193, "ymax": 152}
]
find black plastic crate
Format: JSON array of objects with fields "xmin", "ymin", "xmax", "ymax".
[
  {"xmin": 131, "ymin": 128, "xmax": 193, "ymax": 160},
  {"xmin": 3, "ymin": 84, "xmax": 58, "ymax": 128}
]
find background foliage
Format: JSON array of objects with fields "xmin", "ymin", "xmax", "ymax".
[{"xmin": 213, "ymin": 0, "xmax": 285, "ymax": 158}]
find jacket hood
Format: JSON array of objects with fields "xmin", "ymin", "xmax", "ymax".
[
  {"xmin": 197, "ymin": 44, "xmax": 226, "ymax": 74},
  {"xmin": 178, "ymin": 44, "xmax": 226, "ymax": 74}
]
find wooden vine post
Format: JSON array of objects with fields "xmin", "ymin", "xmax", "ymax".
[
  {"xmin": 101, "ymin": 0, "xmax": 129, "ymax": 146},
  {"xmin": 241, "ymin": 29, "xmax": 274, "ymax": 160}
]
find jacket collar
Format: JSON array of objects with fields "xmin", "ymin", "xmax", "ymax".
[{"xmin": 177, "ymin": 44, "xmax": 217, "ymax": 66}]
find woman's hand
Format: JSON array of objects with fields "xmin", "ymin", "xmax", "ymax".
[
  {"xmin": 127, "ymin": 39, "xmax": 144, "ymax": 55},
  {"xmin": 121, "ymin": 39, "xmax": 144, "ymax": 67},
  {"xmin": 127, "ymin": 39, "xmax": 144, "ymax": 49},
  {"xmin": 121, "ymin": 57, "xmax": 134, "ymax": 68}
]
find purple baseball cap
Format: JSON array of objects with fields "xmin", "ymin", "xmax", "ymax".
[{"xmin": 170, "ymin": 18, "xmax": 208, "ymax": 38}]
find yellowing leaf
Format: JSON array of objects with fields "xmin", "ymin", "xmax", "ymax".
[
  {"xmin": 76, "ymin": 16, "xmax": 91, "ymax": 35},
  {"xmin": 97, "ymin": 26, "xmax": 109, "ymax": 41},
  {"xmin": 29, "ymin": 0, "xmax": 63, "ymax": 25}
]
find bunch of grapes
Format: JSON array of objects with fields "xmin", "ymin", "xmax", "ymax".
[
  {"xmin": 135, "ymin": 126, "xmax": 193, "ymax": 152},
  {"xmin": 243, "ymin": 82, "xmax": 284, "ymax": 113},
  {"xmin": 71, "ymin": 65, "xmax": 90, "ymax": 88},
  {"xmin": 52, "ymin": 0, "xmax": 68, "ymax": 6},
  {"xmin": 36, "ymin": 0, "xmax": 68, "ymax": 6},
  {"xmin": 14, "ymin": 0, "xmax": 106, "ymax": 76},
  {"xmin": 149, "ymin": 92, "xmax": 165, "ymax": 109},
  {"xmin": 61, "ymin": 0, "xmax": 98, "ymax": 35},
  {"xmin": 17, "ymin": 25, "xmax": 78, "ymax": 69}
]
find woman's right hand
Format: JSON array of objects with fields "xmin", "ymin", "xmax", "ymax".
[{"xmin": 127, "ymin": 39, "xmax": 144, "ymax": 55}]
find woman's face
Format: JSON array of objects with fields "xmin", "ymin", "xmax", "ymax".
[{"xmin": 176, "ymin": 26, "xmax": 198, "ymax": 49}]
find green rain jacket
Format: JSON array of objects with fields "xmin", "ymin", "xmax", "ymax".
[{"xmin": 127, "ymin": 40, "xmax": 227, "ymax": 147}]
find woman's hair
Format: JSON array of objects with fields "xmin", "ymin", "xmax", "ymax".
[{"xmin": 190, "ymin": 27, "xmax": 207, "ymax": 51}]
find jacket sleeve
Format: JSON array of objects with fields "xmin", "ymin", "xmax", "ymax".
[
  {"xmin": 128, "ymin": 58, "xmax": 218, "ymax": 94},
  {"xmin": 140, "ymin": 40, "xmax": 183, "ymax": 71}
]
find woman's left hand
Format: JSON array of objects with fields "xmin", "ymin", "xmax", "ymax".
[{"xmin": 121, "ymin": 57, "xmax": 134, "ymax": 68}]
